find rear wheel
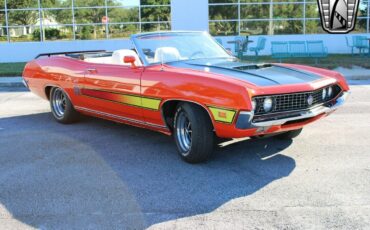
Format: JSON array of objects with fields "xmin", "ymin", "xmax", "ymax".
[
  {"xmin": 173, "ymin": 103, "xmax": 214, "ymax": 163},
  {"xmin": 274, "ymin": 128, "xmax": 303, "ymax": 140},
  {"xmin": 50, "ymin": 87, "xmax": 79, "ymax": 124}
]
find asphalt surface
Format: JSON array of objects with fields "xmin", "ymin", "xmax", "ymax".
[{"xmin": 0, "ymin": 85, "xmax": 369, "ymax": 230}]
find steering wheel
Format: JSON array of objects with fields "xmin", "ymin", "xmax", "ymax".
[{"xmin": 189, "ymin": 51, "xmax": 205, "ymax": 59}]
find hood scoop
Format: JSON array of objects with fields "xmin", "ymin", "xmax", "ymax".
[{"xmin": 233, "ymin": 64, "xmax": 273, "ymax": 71}]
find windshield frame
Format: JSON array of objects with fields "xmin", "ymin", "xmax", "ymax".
[{"xmin": 130, "ymin": 31, "xmax": 233, "ymax": 67}]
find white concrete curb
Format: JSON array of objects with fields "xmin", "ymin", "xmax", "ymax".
[
  {"xmin": 334, "ymin": 66, "xmax": 370, "ymax": 80},
  {"xmin": 0, "ymin": 77, "xmax": 24, "ymax": 87}
]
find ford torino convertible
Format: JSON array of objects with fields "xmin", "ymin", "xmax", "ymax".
[{"xmin": 23, "ymin": 31, "xmax": 349, "ymax": 163}]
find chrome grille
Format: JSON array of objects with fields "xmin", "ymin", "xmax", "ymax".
[{"xmin": 253, "ymin": 85, "xmax": 342, "ymax": 115}]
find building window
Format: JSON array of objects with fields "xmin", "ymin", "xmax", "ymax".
[
  {"xmin": 0, "ymin": 0, "xmax": 171, "ymax": 42},
  {"xmin": 209, "ymin": 0, "xmax": 370, "ymax": 35}
]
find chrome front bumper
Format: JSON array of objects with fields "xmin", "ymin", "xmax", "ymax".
[{"xmin": 236, "ymin": 91, "xmax": 349, "ymax": 129}]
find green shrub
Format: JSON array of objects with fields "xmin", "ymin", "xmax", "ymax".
[{"xmin": 32, "ymin": 28, "xmax": 62, "ymax": 41}]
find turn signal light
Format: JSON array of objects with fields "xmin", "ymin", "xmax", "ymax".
[{"xmin": 218, "ymin": 111, "xmax": 227, "ymax": 118}]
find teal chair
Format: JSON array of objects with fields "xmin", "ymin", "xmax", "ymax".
[
  {"xmin": 353, "ymin": 36, "xmax": 369, "ymax": 55},
  {"xmin": 249, "ymin": 37, "xmax": 266, "ymax": 57},
  {"xmin": 234, "ymin": 36, "xmax": 246, "ymax": 54},
  {"xmin": 271, "ymin": 41, "xmax": 290, "ymax": 63},
  {"xmin": 306, "ymin": 40, "xmax": 328, "ymax": 64},
  {"xmin": 228, "ymin": 36, "xmax": 246, "ymax": 59},
  {"xmin": 345, "ymin": 36, "xmax": 355, "ymax": 55},
  {"xmin": 289, "ymin": 41, "xmax": 308, "ymax": 57}
]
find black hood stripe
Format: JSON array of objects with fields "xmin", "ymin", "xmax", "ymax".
[
  {"xmin": 190, "ymin": 62, "xmax": 283, "ymax": 85},
  {"xmin": 168, "ymin": 59, "xmax": 322, "ymax": 86}
]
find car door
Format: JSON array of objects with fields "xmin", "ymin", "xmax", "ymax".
[{"xmin": 80, "ymin": 63, "xmax": 143, "ymax": 122}]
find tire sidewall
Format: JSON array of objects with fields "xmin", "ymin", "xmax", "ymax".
[
  {"xmin": 173, "ymin": 103, "xmax": 214, "ymax": 163},
  {"xmin": 50, "ymin": 87, "xmax": 78, "ymax": 123},
  {"xmin": 173, "ymin": 105, "xmax": 192, "ymax": 157},
  {"xmin": 50, "ymin": 88, "xmax": 64, "ymax": 121}
]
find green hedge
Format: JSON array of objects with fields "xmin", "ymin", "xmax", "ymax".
[{"xmin": 32, "ymin": 28, "xmax": 63, "ymax": 41}]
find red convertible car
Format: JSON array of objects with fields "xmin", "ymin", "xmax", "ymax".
[{"xmin": 23, "ymin": 31, "xmax": 349, "ymax": 163}]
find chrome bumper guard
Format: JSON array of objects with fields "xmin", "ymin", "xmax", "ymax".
[{"xmin": 236, "ymin": 91, "xmax": 349, "ymax": 129}]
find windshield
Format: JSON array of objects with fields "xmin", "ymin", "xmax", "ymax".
[{"xmin": 132, "ymin": 32, "xmax": 231, "ymax": 65}]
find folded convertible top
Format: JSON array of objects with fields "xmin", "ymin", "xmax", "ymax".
[{"xmin": 35, "ymin": 50, "xmax": 109, "ymax": 59}]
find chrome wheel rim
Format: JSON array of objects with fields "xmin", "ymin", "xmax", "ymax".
[
  {"xmin": 176, "ymin": 112, "xmax": 192, "ymax": 154},
  {"xmin": 52, "ymin": 88, "xmax": 66, "ymax": 118}
]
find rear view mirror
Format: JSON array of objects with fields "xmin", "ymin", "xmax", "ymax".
[{"xmin": 123, "ymin": 56, "xmax": 137, "ymax": 68}]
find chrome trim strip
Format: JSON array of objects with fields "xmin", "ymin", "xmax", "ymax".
[
  {"xmin": 22, "ymin": 79, "xmax": 29, "ymax": 88},
  {"xmin": 250, "ymin": 91, "xmax": 349, "ymax": 127},
  {"xmin": 252, "ymin": 84, "xmax": 343, "ymax": 116},
  {"xmin": 75, "ymin": 106, "xmax": 168, "ymax": 130}
]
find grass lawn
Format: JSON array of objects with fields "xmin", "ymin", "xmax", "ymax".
[
  {"xmin": 0, "ymin": 62, "xmax": 26, "ymax": 77},
  {"xmin": 0, "ymin": 54, "xmax": 369, "ymax": 77}
]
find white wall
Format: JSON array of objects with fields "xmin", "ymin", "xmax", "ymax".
[
  {"xmin": 216, "ymin": 33, "xmax": 370, "ymax": 56},
  {"xmin": 0, "ymin": 39, "xmax": 131, "ymax": 63}
]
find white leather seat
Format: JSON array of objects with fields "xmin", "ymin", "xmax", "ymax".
[
  {"xmin": 112, "ymin": 49, "xmax": 142, "ymax": 66},
  {"xmin": 154, "ymin": 47, "xmax": 181, "ymax": 63},
  {"xmin": 84, "ymin": 56, "xmax": 112, "ymax": 64}
]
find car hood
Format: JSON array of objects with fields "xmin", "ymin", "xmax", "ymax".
[{"xmin": 167, "ymin": 58, "xmax": 324, "ymax": 86}]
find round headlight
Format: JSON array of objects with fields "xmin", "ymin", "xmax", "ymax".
[
  {"xmin": 327, "ymin": 86, "xmax": 333, "ymax": 98},
  {"xmin": 322, "ymin": 88, "xmax": 327, "ymax": 100},
  {"xmin": 263, "ymin": 97, "xmax": 273, "ymax": 112},
  {"xmin": 251, "ymin": 99, "xmax": 257, "ymax": 111}
]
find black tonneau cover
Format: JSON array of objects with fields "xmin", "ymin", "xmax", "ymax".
[{"xmin": 35, "ymin": 50, "xmax": 111, "ymax": 60}]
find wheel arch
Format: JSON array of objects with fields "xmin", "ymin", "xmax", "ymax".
[
  {"xmin": 45, "ymin": 86, "xmax": 53, "ymax": 100},
  {"xmin": 161, "ymin": 99, "xmax": 215, "ymax": 131},
  {"xmin": 44, "ymin": 84, "xmax": 72, "ymax": 102}
]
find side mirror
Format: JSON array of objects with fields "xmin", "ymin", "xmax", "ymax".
[{"xmin": 123, "ymin": 56, "xmax": 137, "ymax": 68}]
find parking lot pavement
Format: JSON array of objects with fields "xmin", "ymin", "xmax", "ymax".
[{"xmin": 0, "ymin": 85, "xmax": 369, "ymax": 230}]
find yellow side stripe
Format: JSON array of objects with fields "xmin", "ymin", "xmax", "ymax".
[
  {"xmin": 113, "ymin": 94, "xmax": 162, "ymax": 110},
  {"xmin": 142, "ymin": 97, "xmax": 162, "ymax": 110},
  {"xmin": 124, "ymin": 94, "xmax": 142, "ymax": 107},
  {"xmin": 208, "ymin": 107, "xmax": 236, "ymax": 124},
  {"xmin": 80, "ymin": 88, "xmax": 161, "ymax": 110}
]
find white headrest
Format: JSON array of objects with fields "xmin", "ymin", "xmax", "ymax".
[
  {"xmin": 112, "ymin": 49, "xmax": 142, "ymax": 66},
  {"xmin": 84, "ymin": 56, "xmax": 112, "ymax": 64},
  {"xmin": 154, "ymin": 47, "xmax": 181, "ymax": 63}
]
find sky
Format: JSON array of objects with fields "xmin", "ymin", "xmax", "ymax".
[{"xmin": 114, "ymin": 0, "xmax": 140, "ymax": 6}]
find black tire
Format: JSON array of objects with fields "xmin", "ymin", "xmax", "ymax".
[
  {"xmin": 173, "ymin": 103, "xmax": 214, "ymax": 163},
  {"xmin": 50, "ymin": 87, "xmax": 79, "ymax": 124},
  {"xmin": 275, "ymin": 128, "xmax": 303, "ymax": 140}
]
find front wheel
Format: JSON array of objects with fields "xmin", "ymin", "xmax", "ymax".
[
  {"xmin": 173, "ymin": 103, "xmax": 214, "ymax": 163},
  {"xmin": 50, "ymin": 87, "xmax": 79, "ymax": 124}
]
